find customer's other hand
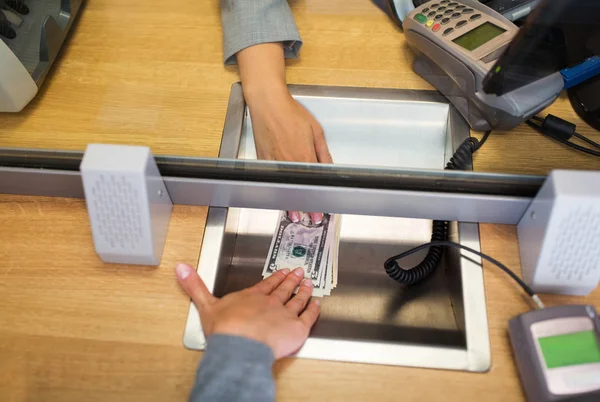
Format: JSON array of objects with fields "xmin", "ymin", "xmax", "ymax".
[{"xmin": 176, "ymin": 264, "xmax": 321, "ymax": 359}]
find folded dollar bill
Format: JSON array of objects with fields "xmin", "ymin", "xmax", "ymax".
[{"xmin": 263, "ymin": 211, "xmax": 340, "ymax": 297}]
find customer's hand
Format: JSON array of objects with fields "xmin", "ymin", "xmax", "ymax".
[
  {"xmin": 176, "ymin": 263, "xmax": 321, "ymax": 359},
  {"xmin": 237, "ymin": 43, "xmax": 332, "ymax": 225}
]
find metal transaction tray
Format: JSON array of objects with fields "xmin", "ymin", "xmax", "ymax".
[{"xmin": 183, "ymin": 84, "xmax": 491, "ymax": 372}]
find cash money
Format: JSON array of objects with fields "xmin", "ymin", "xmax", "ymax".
[{"xmin": 263, "ymin": 211, "xmax": 340, "ymax": 297}]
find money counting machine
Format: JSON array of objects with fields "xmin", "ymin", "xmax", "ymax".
[{"xmin": 0, "ymin": 0, "xmax": 84, "ymax": 112}]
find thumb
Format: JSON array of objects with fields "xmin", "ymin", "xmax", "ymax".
[
  {"xmin": 175, "ymin": 263, "xmax": 217, "ymax": 310},
  {"xmin": 313, "ymin": 127, "xmax": 333, "ymax": 164}
]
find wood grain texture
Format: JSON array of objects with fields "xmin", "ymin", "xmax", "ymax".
[
  {"xmin": 1, "ymin": 0, "xmax": 599, "ymax": 401},
  {"xmin": 0, "ymin": 0, "xmax": 598, "ymax": 174},
  {"xmin": 1, "ymin": 197, "xmax": 598, "ymax": 402}
]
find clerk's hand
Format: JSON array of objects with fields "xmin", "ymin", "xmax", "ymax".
[
  {"xmin": 247, "ymin": 86, "xmax": 332, "ymax": 225},
  {"xmin": 248, "ymin": 86, "xmax": 332, "ymax": 164},
  {"xmin": 238, "ymin": 43, "xmax": 333, "ymax": 226},
  {"xmin": 176, "ymin": 263, "xmax": 321, "ymax": 359}
]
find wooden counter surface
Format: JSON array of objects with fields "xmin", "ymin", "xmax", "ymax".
[{"xmin": 1, "ymin": 1, "xmax": 599, "ymax": 401}]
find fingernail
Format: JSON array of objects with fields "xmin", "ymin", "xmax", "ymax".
[
  {"xmin": 293, "ymin": 267, "xmax": 304, "ymax": 277},
  {"xmin": 303, "ymin": 279, "xmax": 313, "ymax": 287},
  {"xmin": 280, "ymin": 268, "xmax": 290, "ymax": 275},
  {"xmin": 311, "ymin": 213, "xmax": 323, "ymax": 225},
  {"xmin": 176, "ymin": 263, "xmax": 192, "ymax": 279},
  {"xmin": 314, "ymin": 300, "xmax": 321, "ymax": 306},
  {"xmin": 289, "ymin": 211, "xmax": 300, "ymax": 223}
]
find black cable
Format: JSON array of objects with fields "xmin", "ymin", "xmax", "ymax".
[
  {"xmin": 384, "ymin": 111, "xmax": 596, "ymax": 297},
  {"xmin": 385, "ymin": 132, "xmax": 491, "ymax": 285},
  {"xmin": 530, "ymin": 115, "xmax": 545, "ymax": 124},
  {"xmin": 385, "ymin": 240, "xmax": 543, "ymax": 307},
  {"xmin": 384, "ymin": 220, "xmax": 448, "ymax": 285},
  {"xmin": 573, "ymin": 132, "xmax": 600, "ymax": 149},
  {"xmin": 475, "ymin": 130, "xmax": 492, "ymax": 151},
  {"xmin": 528, "ymin": 114, "xmax": 600, "ymax": 156},
  {"xmin": 556, "ymin": 138, "xmax": 600, "ymax": 156},
  {"xmin": 526, "ymin": 120, "xmax": 600, "ymax": 157}
]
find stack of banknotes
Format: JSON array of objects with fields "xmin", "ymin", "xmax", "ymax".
[{"xmin": 262, "ymin": 211, "xmax": 341, "ymax": 297}]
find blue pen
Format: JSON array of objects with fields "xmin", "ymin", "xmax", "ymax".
[{"xmin": 561, "ymin": 56, "xmax": 600, "ymax": 89}]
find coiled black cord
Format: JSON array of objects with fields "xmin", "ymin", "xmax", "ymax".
[
  {"xmin": 385, "ymin": 240, "xmax": 545, "ymax": 309},
  {"xmin": 384, "ymin": 131, "xmax": 491, "ymax": 285}
]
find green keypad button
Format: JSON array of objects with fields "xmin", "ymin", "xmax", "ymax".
[{"xmin": 414, "ymin": 14, "xmax": 427, "ymax": 23}]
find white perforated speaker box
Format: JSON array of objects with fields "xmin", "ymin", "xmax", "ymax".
[
  {"xmin": 80, "ymin": 144, "xmax": 173, "ymax": 265},
  {"xmin": 517, "ymin": 170, "xmax": 600, "ymax": 296}
]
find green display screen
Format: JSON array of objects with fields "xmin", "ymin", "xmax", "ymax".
[
  {"xmin": 538, "ymin": 331, "xmax": 600, "ymax": 369},
  {"xmin": 453, "ymin": 22, "xmax": 506, "ymax": 51}
]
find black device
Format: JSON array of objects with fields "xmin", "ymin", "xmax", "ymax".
[
  {"xmin": 563, "ymin": 7, "xmax": 600, "ymax": 131},
  {"xmin": 569, "ymin": 77, "xmax": 600, "ymax": 132},
  {"xmin": 482, "ymin": 0, "xmax": 600, "ymax": 131}
]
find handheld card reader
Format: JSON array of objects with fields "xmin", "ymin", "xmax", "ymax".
[
  {"xmin": 403, "ymin": 0, "xmax": 564, "ymax": 131},
  {"xmin": 509, "ymin": 305, "xmax": 600, "ymax": 402},
  {"xmin": 391, "ymin": 240, "xmax": 600, "ymax": 402}
]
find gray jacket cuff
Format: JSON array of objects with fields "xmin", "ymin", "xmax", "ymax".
[
  {"xmin": 203, "ymin": 334, "xmax": 275, "ymax": 365},
  {"xmin": 221, "ymin": 0, "xmax": 302, "ymax": 65},
  {"xmin": 189, "ymin": 334, "xmax": 276, "ymax": 402}
]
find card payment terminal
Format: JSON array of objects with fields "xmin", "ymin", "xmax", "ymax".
[
  {"xmin": 403, "ymin": 0, "xmax": 564, "ymax": 131},
  {"xmin": 509, "ymin": 305, "xmax": 600, "ymax": 402}
]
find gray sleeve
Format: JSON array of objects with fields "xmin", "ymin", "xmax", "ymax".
[
  {"xmin": 189, "ymin": 334, "xmax": 275, "ymax": 402},
  {"xmin": 220, "ymin": 0, "xmax": 302, "ymax": 65}
]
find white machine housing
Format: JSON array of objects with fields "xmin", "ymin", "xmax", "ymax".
[
  {"xmin": 80, "ymin": 144, "xmax": 173, "ymax": 266},
  {"xmin": 0, "ymin": 40, "xmax": 38, "ymax": 112},
  {"xmin": 517, "ymin": 170, "xmax": 600, "ymax": 296}
]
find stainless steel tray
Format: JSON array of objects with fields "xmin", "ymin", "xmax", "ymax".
[{"xmin": 183, "ymin": 84, "xmax": 490, "ymax": 372}]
